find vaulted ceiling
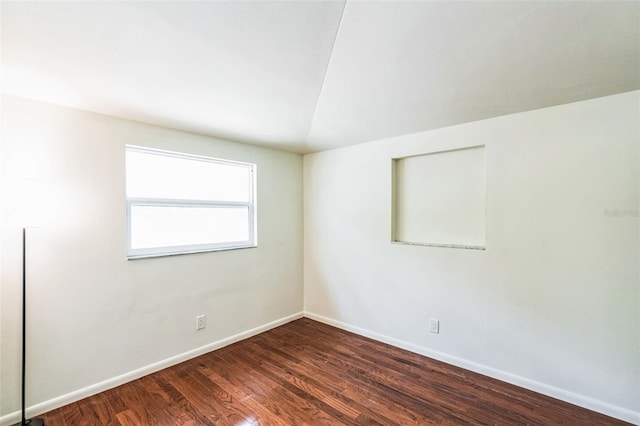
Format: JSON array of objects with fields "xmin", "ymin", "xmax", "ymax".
[{"xmin": 2, "ymin": 1, "xmax": 639, "ymax": 154}]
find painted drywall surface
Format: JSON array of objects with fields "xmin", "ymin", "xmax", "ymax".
[
  {"xmin": 0, "ymin": 95, "xmax": 303, "ymax": 417},
  {"xmin": 393, "ymin": 146, "xmax": 486, "ymax": 247},
  {"xmin": 304, "ymin": 92, "xmax": 640, "ymax": 414}
]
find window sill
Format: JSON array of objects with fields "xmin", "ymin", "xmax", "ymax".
[{"xmin": 127, "ymin": 244, "xmax": 258, "ymax": 260}]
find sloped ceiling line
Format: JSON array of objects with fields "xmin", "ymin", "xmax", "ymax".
[
  {"xmin": 1, "ymin": 1, "xmax": 639, "ymax": 154},
  {"xmin": 304, "ymin": 0, "xmax": 348, "ymax": 149}
]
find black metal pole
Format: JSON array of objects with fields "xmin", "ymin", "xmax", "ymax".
[
  {"xmin": 21, "ymin": 227, "xmax": 26, "ymax": 426},
  {"xmin": 15, "ymin": 228, "xmax": 44, "ymax": 426}
]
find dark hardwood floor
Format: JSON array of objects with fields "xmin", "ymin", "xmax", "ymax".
[{"xmin": 41, "ymin": 318, "xmax": 629, "ymax": 425}]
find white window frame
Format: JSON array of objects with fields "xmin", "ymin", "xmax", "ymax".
[{"xmin": 126, "ymin": 146, "xmax": 256, "ymax": 259}]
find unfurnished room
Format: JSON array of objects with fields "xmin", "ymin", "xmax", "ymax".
[{"xmin": 0, "ymin": 1, "xmax": 639, "ymax": 425}]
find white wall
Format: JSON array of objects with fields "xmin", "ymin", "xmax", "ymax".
[
  {"xmin": 1, "ymin": 91, "xmax": 637, "ymax": 423},
  {"xmin": 304, "ymin": 91, "xmax": 640, "ymax": 422},
  {"xmin": 0, "ymin": 95, "xmax": 303, "ymax": 421}
]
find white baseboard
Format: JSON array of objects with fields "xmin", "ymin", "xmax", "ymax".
[
  {"xmin": 0, "ymin": 311, "xmax": 304, "ymax": 426},
  {"xmin": 303, "ymin": 311, "xmax": 640, "ymax": 425},
  {"xmin": 3, "ymin": 310, "xmax": 636, "ymax": 425}
]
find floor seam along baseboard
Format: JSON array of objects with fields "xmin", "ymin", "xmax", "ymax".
[
  {"xmin": 302, "ymin": 311, "xmax": 639, "ymax": 425},
  {"xmin": 2, "ymin": 310, "xmax": 637, "ymax": 426},
  {"xmin": 0, "ymin": 311, "xmax": 304, "ymax": 426}
]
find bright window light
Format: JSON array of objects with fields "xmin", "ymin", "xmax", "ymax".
[{"xmin": 125, "ymin": 146, "xmax": 256, "ymax": 259}]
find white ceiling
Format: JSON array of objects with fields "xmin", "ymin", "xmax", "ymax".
[{"xmin": 2, "ymin": 1, "xmax": 639, "ymax": 154}]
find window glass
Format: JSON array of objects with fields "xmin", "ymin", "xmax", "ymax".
[{"xmin": 126, "ymin": 146, "xmax": 256, "ymax": 258}]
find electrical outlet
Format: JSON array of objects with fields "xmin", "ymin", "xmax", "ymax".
[
  {"xmin": 430, "ymin": 318, "xmax": 439, "ymax": 334},
  {"xmin": 196, "ymin": 314, "xmax": 206, "ymax": 330}
]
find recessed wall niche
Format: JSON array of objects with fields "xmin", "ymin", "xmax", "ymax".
[{"xmin": 392, "ymin": 145, "xmax": 486, "ymax": 250}]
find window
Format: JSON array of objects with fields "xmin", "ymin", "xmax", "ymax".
[{"xmin": 126, "ymin": 146, "xmax": 256, "ymax": 259}]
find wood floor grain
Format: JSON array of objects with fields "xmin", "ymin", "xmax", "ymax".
[{"xmin": 41, "ymin": 318, "xmax": 630, "ymax": 425}]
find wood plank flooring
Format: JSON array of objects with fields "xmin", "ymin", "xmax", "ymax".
[{"xmin": 41, "ymin": 318, "xmax": 629, "ymax": 425}]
